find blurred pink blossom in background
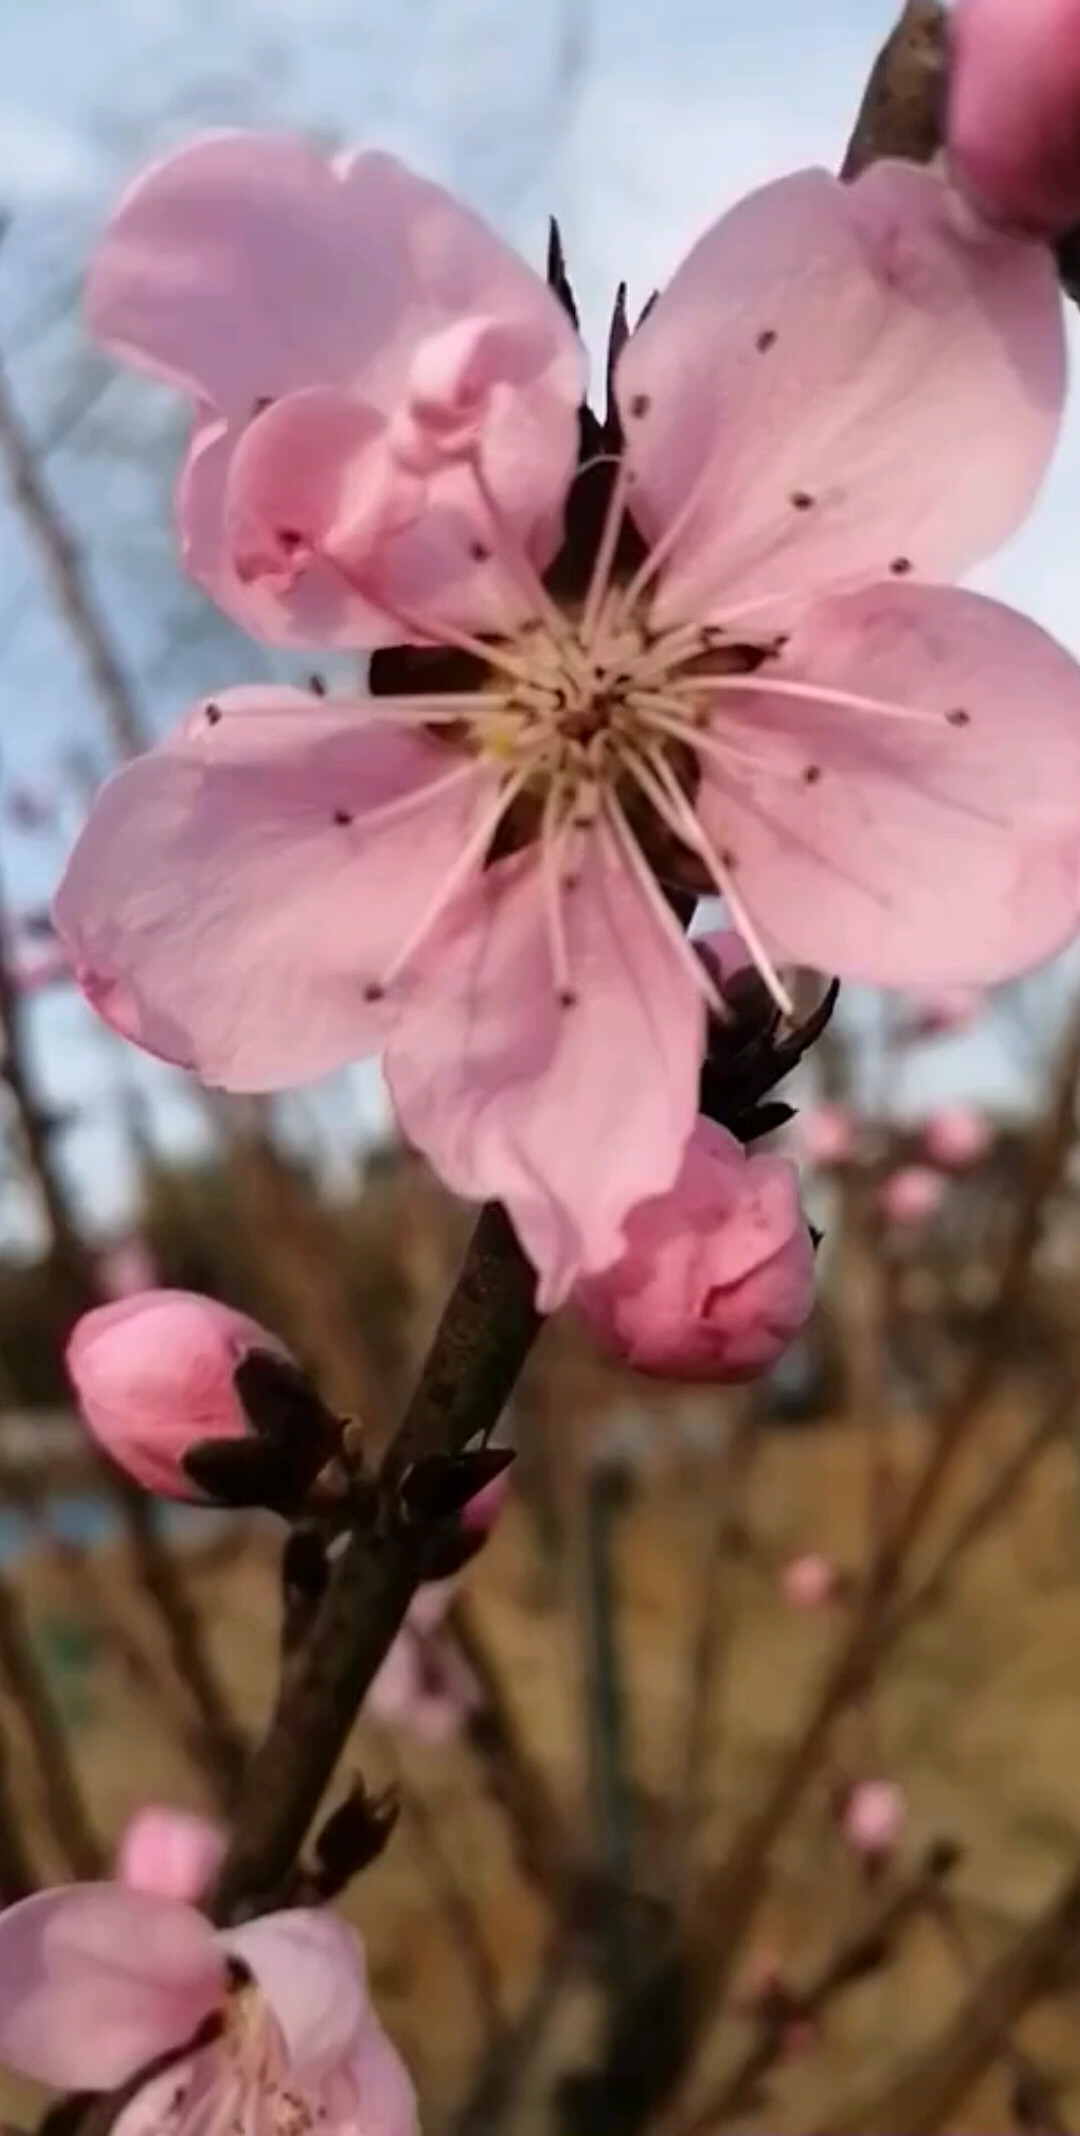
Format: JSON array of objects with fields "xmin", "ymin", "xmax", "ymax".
[
  {"xmin": 796, "ymin": 1103, "xmax": 857, "ymax": 1169},
  {"xmin": 901, "ymin": 986, "xmax": 983, "ymax": 1040},
  {"xmin": 116, "ymin": 1806, "xmax": 226, "ymax": 1903},
  {"xmin": 781, "ymin": 1553, "xmax": 838, "ymax": 1611},
  {"xmin": 923, "ymin": 1104, "xmax": 992, "ymax": 1171},
  {"xmin": 841, "ymin": 1778, "xmax": 906, "ymax": 1859},
  {"xmin": 879, "ymin": 1165, "xmax": 946, "ymax": 1227}
]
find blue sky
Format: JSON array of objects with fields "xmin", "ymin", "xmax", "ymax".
[{"xmin": 0, "ymin": 0, "xmax": 1075, "ymax": 1240}]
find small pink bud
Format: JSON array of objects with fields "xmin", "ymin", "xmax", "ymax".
[
  {"xmin": 879, "ymin": 1164, "xmax": 945, "ymax": 1227},
  {"xmin": 796, "ymin": 1103, "xmax": 857, "ymax": 1169},
  {"xmin": 842, "ymin": 1779, "xmax": 906, "ymax": 1859},
  {"xmin": 781, "ymin": 1552, "xmax": 837, "ymax": 1611},
  {"xmin": 574, "ymin": 1119, "xmax": 815, "ymax": 1383},
  {"xmin": 949, "ymin": 0, "xmax": 1080, "ymax": 235},
  {"xmin": 922, "ymin": 1105, "xmax": 991, "ymax": 1172},
  {"xmin": 116, "ymin": 1806, "xmax": 226, "ymax": 1901},
  {"xmin": 65, "ymin": 1289, "xmax": 295, "ymax": 1500}
]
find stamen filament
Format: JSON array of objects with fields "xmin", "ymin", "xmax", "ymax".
[
  {"xmin": 623, "ymin": 745, "xmax": 795, "ymax": 1018},
  {"xmin": 370, "ymin": 765, "xmax": 532, "ymax": 995},
  {"xmin": 603, "ymin": 796, "xmax": 726, "ymax": 1018},
  {"xmin": 677, "ymin": 672, "xmax": 952, "ymax": 728},
  {"xmin": 581, "ymin": 454, "xmax": 635, "ymax": 650}
]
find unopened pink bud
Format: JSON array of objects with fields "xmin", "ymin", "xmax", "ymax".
[
  {"xmin": 879, "ymin": 1164, "xmax": 945, "ymax": 1227},
  {"xmin": 781, "ymin": 1553, "xmax": 837, "ymax": 1611},
  {"xmin": 66, "ymin": 1288, "xmax": 294, "ymax": 1500},
  {"xmin": 797, "ymin": 1103, "xmax": 857, "ymax": 1168},
  {"xmin": 574, "ymin": 1119, "xmax": 815, "ymax": 1383},
  {"xmin": 116, "ymin": 1806, "xmax": 226, "ymax": 1902},
  {"xmin": 949, "ymin": 0, "xmax": 1080, "ymax": 235},
  {"xmin": 922, "ymin": 1105, "xmax": 991, "ymax": 1172},
  {"xmin": 842, "ymin": 1779, "xmax": 906, "ymax": 1859}
]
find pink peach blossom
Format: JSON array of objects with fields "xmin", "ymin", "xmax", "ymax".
[
  {"xmin": 57, "ymin": 136, "xmax": 1080, "ymax": 1308},
  {"xmin": 922, "ymin": 1103, "xmax": 992, "ymax": 1170},
  {"xmin": 781, "ymin": 1552, "xmax": 838, "ymax": 1611},
  {"xmin": 949, "ymin": 0, "xmax": 1080, "ymax": 235},
  {"xmin": 841, "ymin": 1778, "xmax": 906, "ymax": 1858},
  {"xmin": 0, "ymin": 1884, "xmax": 416, "ymax": 2136},
  {"xmin": 879, "ymin": 1164, "xmax": 945, "ymax": 1226},
  {"xmin": 796, "ymin": 1103, "xmax": 857, "ymax": 1168},
  {"xmin": 116, "ymin": 1807, "xmax": 225, "ymax": 1902},
  {"xmin": 573, "ymin": 1118, "xmax": 815, "ymax": 1381},
  {"xmin": 66, "ymin": 1288, "xmax": 293, "ymax": 1499}
]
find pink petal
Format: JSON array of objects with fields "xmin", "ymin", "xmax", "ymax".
[
  {"xmin": 949, "ymin": 0, "xmax": 1080, "ymax": 236},
  {"xmin": 222, "ymin": 1911, "xmax": 370, "ymax": 2078},
  {"xmin": 695, "ymin": 582, "xmax": 1080, "ymax": 985},
  {"xmin": 386, "ymin": 829, "xmax": 705, "ymax": 1310},
  {"xmin": 87, "ymin": 133, "xmax": 376, "ymax": 416},
  {"xmin": 618, "ymin": 163, "xmax": 1064, "ymax": 629},
  {"xmin": 179, "ymin": 411, "xmax": 396, "ymax": 650},
  {"xmin": 53, "ymin": 690, "xmax": 501, "ymax": 1089},
  {"xmin": 0, "ymin": 1885, "xmax": 224, "ymax": 2089},
  {"xmin": 339, "ymin": 2015, "xmax": 418, "ymax": 2136}
]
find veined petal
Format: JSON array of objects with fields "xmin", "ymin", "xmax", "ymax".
[
  {"xmin": 0, "ymin": 1886, "xmax": 224, "ymax": 2089},
  {"xmin": 695, "ymin": 582, "xmax": 1080, "ymax": 984},
  {"xmin": 618, "ymin": 162, "xmax": 1064, "ymax": 630},
  {"xmin": 222, "ymin": 1912, "xmax": 370, "ymax": 2079},
  {"xmin": 53, "ymin": 689, "xmax": 502, "ymax": 1089},
  {"xmin": 385, "ymin": 828, "xmax": 705, "ymax": 1309}
]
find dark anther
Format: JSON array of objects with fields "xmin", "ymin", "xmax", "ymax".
[
  {"xmin": 363, "ymin": 980, "xmax": 385, "ymax": 1002},
  {"xmin": 333, "ymin": 809, "xmax": 353, "ymax": 826},
  {"xmin": 803, "ymin": 764, "xmax": 822, "ymax": 784},
  {"xmin": 309, "ymin": 674, "xmax": 327, "ymax": 696},
  {"xmin": 755, "ymin": 327, "xmax": 777, "ymax": 351},
  {"xmin": 469, "ymin": 540, "xmax": 491, "ymax": 562},
  {"xmin": 251, "ymin": 395, "xmax": 274, "ymax": 417},
  {"xmin": 946, "ymin": 707, "xmax": 971, "ymax": 727},
  {"xmin": 204, "ymin": 701, "xmax": 222, "ymax": 725},
  {"xmin": 629, "ymin": 392, "xmax": 651, "ymax": 418},
  {"xmin": 790, "ymin": 490, "xmax": 815, "ymax": 511},
  {"xmin": 889, "ymin": 555, "xmax": 913, "ymax": 575}
]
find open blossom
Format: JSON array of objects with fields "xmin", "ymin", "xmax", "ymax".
[
  {"xmin": 117, "ymin": 1807, "xmax": 226, "ymax": 1903},
  {"xmin": 922, "ymin": 1103, "xmax": 992, "ymax": 1170},
  {"xmin": 66, "ymin": 1288, "xmax": 294, "ymax": 1499},
  {"xmin": 573, "ymin": 1117, "xmax": 815, "ymax": 1380},
  {"xmin": 949, "ymin": 0, "xmax": 1080, "ymax": 236},
  {"xmin": 0, "ymin": 1884, "xmax": 416, "ymax": 2136},
  {"xmin": 55, "ymin": 133, "xmax": 1080, "ymax": 1307}
]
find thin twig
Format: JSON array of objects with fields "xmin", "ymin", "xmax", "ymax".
[
  {"xmin": 0, "ymin": 1703, "xmax": 37, "ymax": 1901},
  {"xmin": 578, "ymin": 1459, "xmax": 635, "ymax": 1979},
  {"xmin": 208, "ymin": 1203, "xmax": 540, "ymax": 1925},
  {"xmin": 447, "ymin": 1934, "xmax": 575, "ymax": 2136},
  {"xmin": 814, "ymin": 1859, "xmax": 1080, "ymax": 2135},
  {"xmin": 0, "ymin": 1563, "xmax": 102, "ymax": 1876},
  {"xmin": 392, "ymin": 1757, "xmax": 503, "ymax": 2042},
  {"xmin": 450, "ymin": 1594, "xmax": 578, "ymax": 1907}
]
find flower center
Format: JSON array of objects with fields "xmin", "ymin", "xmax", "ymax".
[{"xmin": 161, "ymin": 1980, "xmax": 333, "ymax": 2136}]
